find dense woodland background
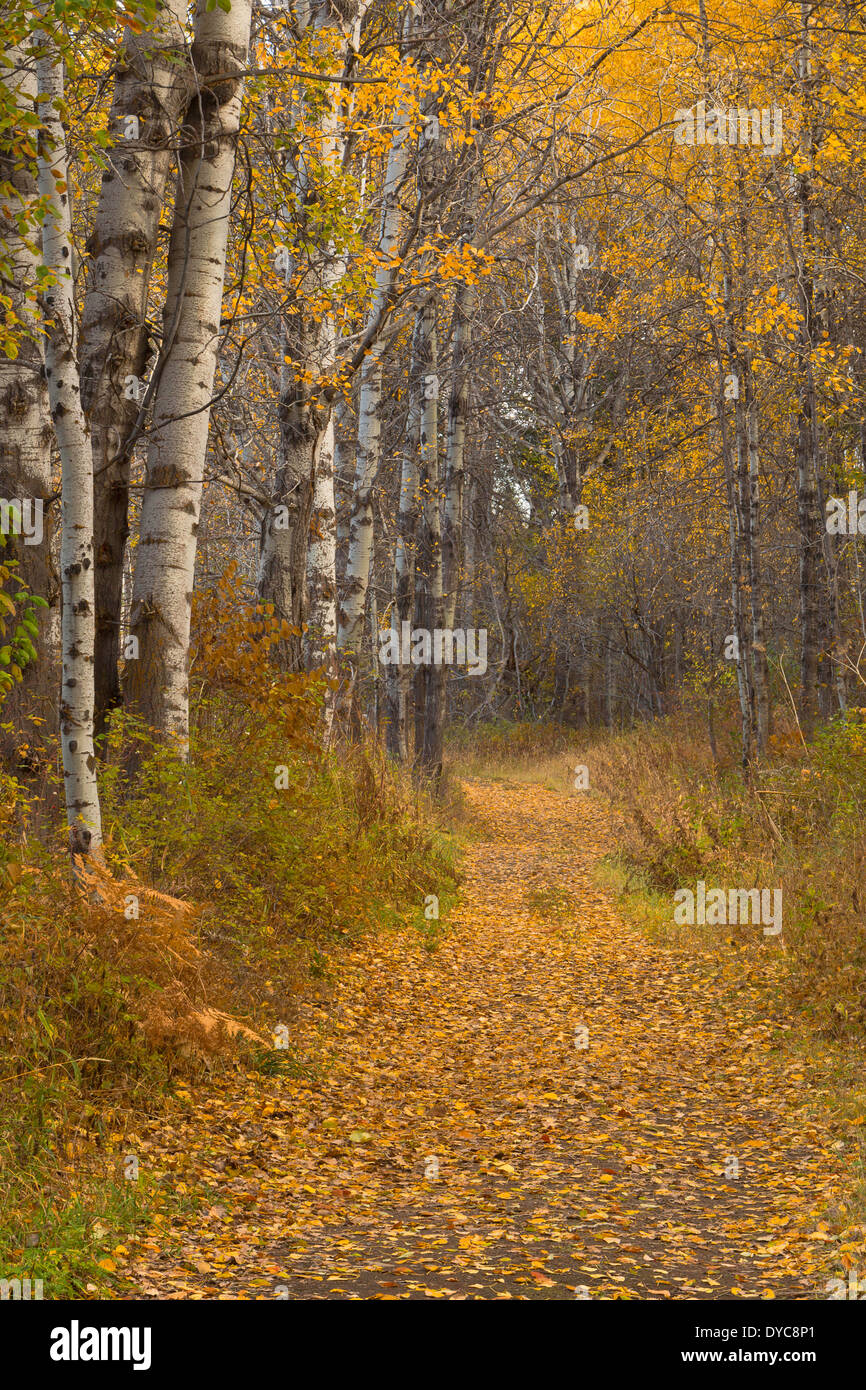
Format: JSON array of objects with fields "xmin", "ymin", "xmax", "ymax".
[
  {"xmin": 3, "ymin": 0, "xmax": 866, "ymax": 809},
  {"xmin": 3, "ymin": 0, "xmax": 866, "ymax": 1300}
]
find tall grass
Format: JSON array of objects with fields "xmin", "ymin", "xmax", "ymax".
[
  {"xmin": 448, "ymin": 705, "xmax": 866, "ymax": 1040},
  {"xmin": 588, "ymin": 708, "xmax": 866, "ymax": 1038}
]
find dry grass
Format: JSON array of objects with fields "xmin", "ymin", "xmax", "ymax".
[
  {"xmin": 446, "ymin": 718, "xmax": 587, "ymax": 791},
  {"xmin": 450, "ymin": 708, "xmax": 866, "ymax": 1038}
]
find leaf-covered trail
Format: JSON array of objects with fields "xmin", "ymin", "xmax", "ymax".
[{"xmin": 128, "ymin": 780, "xmax": 857, "ymax": 1300}]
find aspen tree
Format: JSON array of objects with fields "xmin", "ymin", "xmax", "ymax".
[
  {"xmin": 35, "ymin": 21, "xmax": 102, "ymax": 852},
  {"xmin": 337, "ymin": 10, "xmax": 414, "ymax": 676},
  {"xmin": 79, "ymin": 0, "xmax": 193, "ymax": 737},
  {"xmin": 304, "ymin": 5, "xmax": 370, "ymax": 691},
  {"xmin": 0, "ymin": 39, "xmax": 55, "ymax": 757},
  {"xmin": 258, "ymin": 1, "xmax": 366, "ymax": 671},
  {"xmin": 126, "ymin": 0, "xmax": 252, "ymax": 748}
]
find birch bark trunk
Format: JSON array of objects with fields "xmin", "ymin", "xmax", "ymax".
[
  {"xmin": 260, "ymin": 2, "xmax": 365, "ymax": 680},
  {"xmin": 0, "ymin": 42, "xmax": 56, "ymax": 759},
  {"xmin": 306, "ymin": 410, "xmax": 339, "ymax": 670},
  {"xmin": 36, "ymin": 29, "xmax": 102, "ymax": 853},
  {"xmin": 337, "ymin": 25, "xmax": 413, "ymax": 668},
  {"xmin": 256, "ymin": 348, "xmax": 318, "ymax": 669},
  {"xmin": 125, "ymin": 0, "xmax": 251, "ymax": 748},
  {"xmin": 79, "ymin": 0, "xmax": 193, "ymax": 738}
]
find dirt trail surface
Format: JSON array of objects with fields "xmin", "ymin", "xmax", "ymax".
[{"xmin": 127, "ymin": 781, "xmax": 855, "ymax": 1300}]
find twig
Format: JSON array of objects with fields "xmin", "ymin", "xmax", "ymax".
[
  {"xmin": 0, "ymin": 1057, "xmax": 114, "ymax": 1086},
  {"xmin": 777, "ymin": 657, "xmax": 808, "ymax": 750}
]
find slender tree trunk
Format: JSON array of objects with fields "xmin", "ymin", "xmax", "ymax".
[
  {"xmin": 334, "ymin": 397, "xmax": 353, "ymax": 581},
  {"xmin": 824, "ymin": 441, "xmax": 848, "ymax": 713},
  {"xmin": 409, "ymin": 71, "xmax": 446, "ymax": 780},
  {"xmin": 36, "ymin": 30, "xmax": 102, "ymax": 853},
  {"xmin": 604, "ymin": 627, "xmax": 614, "ymax": 729},
  {"xmin": 442, "ymin": 276, "xmax": 477, "ymax": 631},
  {"xmin": 413, "ymin": 297, "xmax": 444, "ymax": 779},
  {"xmin": 745, "ymin": 365, "xmax": 769, "ymax": 753},
  {"xmin": 126, "ymin": 0, "xmax": 251, "ymax": 747},
  {"xmin": 796, "ymin": 0, "xmax": 821, "ymax": 737},
  {"xmin": 384, "ymin": 322, "xmax": 421, "ymax": 760},
  {"xmin": 796, "ymin": 342, "xmax": 822, "ymax": 736},
  {"xmin": 461, "ymin": 472, "xmax": 477, "ymax": 628},
  {"xmin": 261, "ymin": 4, "xmax": 364, "ymax": 680},
  {"xmin": 715, "ymin": 252, "xmax": 755, "ymax": 771},
  {"xmin": 337, "ymin": 34, "xmax": 413, "ymax": 673},
  {"xmin": 79, "ymin": 0, "xmax": 192, "ymax": 740},
  {"xmin": 256, "ymin": 354, "xmax": 319, "ymax": 669},
  {"xmin": 369, "ymin": 551, "xmax": 380, "ymax": 739},
  {"xmin": 304, "ymin": 43, "xmax": 355, "ymax": 688},
  {"xmin": 0, "ymin": 42, "xmax": 56, "ymax": 762},
  {"xmin": 306, "ymin": 410, "xmax": 339, "ymax": 671},
  {"xmin": 733, "ymin": 370, "xmax": 756, "ymax": 742},
  {"xmin": 716, "ymin": 378, "xmax": 753, "ymax": 771}
]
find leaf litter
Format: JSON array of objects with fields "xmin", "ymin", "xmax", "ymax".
[{"xmin": 124, "ymin": 781, "xmax": 866, "ymax": 1300}]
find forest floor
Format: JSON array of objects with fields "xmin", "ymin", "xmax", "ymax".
[{"xmin": 123, "ymin": 779, "xmax": 862, "ymax": 1300}]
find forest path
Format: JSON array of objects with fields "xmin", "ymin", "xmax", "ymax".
[{"xmin": 128, "ymin": 780, "xmax": 849, "ymax": 1300}]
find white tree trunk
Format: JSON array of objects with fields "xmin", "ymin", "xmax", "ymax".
[
  {"xmin": 79, "ymin": 0, "xmax": 193, "ymax": 735},
  {"xmin": 0, "ymin": 42, "xmax": 55, "ymax": 751},
  {"xmin": 36, "ymin": 31, "xmax": 102, "ymax": 853},
  {"xmin": 126, "ymin": 0, "xmax": 251, "ymax": 747},
  {"xmin": 303, "ymin": 27, "xmax": 364, "ymax": 681},
  {"xmin": 258, "ymin": 5, "xmax": 361, "ymax": 675},
  {"xmin": 337, "ymin": 66, "xmax": 413, "ymax": 662},
  {"xmin": 306, "ymin": 410, "xmax": 338, "ymax": 667}
]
